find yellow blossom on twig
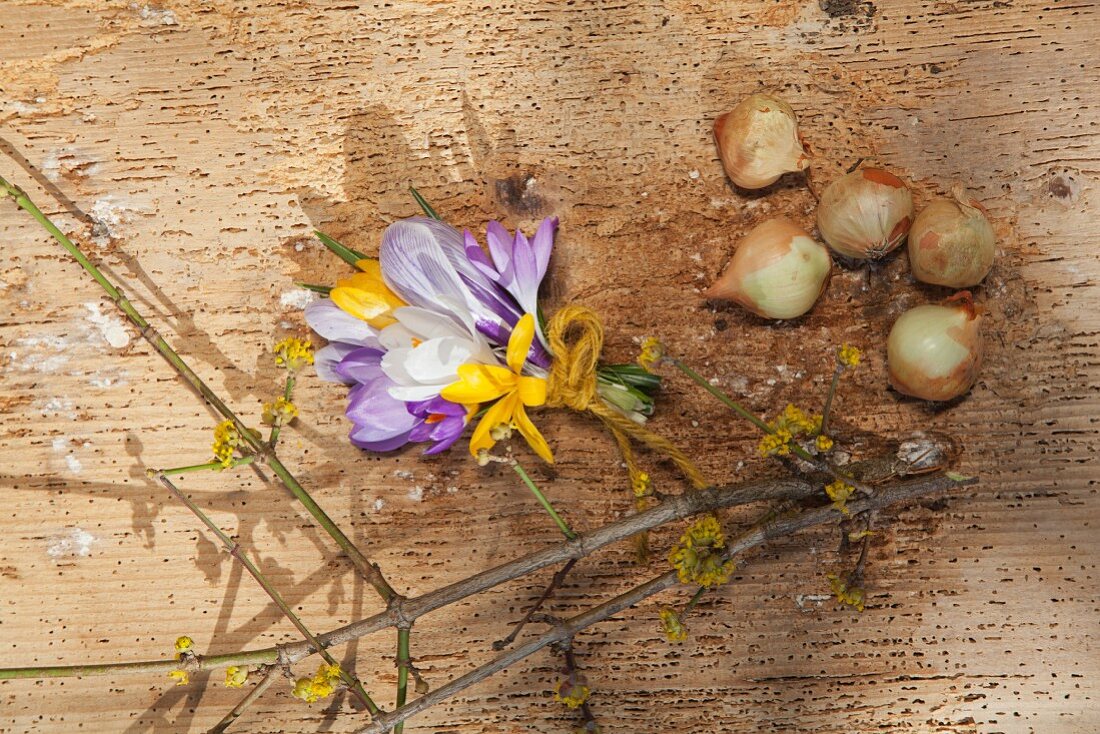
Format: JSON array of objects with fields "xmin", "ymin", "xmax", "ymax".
[
  {"xmin": 262, "ymin": 396, "xmax": 299, "ymax": 426},
  {"xmin": 815, "ymin": 434, "xmax": 834, "ymax": 452},
  {"xmin": 273, "ymin": 337, "xmax": 314, "ymax": 371},
  {"xmin": 168, "ymin": 669, "xmax": 189, "ymax": 686},
  {"xmin": 825, "ymin": 479, "xmax": 855, "ymax": 516},
  {"xmin": 212, "ymin": 420, "xmax": 240, "ymax": 468},
  {"xmin": 658, "ymin": 607, "xmax": 687, "ymax": 643},
  {"xmin": 174, "ymin": 636, "xmax": 194, "ymax": 654},
  {"xmin": 637, "ymin": 337, "xmax": 665, "ymax": 372},
  {"xmin": 292, "ymin": 662, "xmax": 342, "ymax": 703},
  {"xmin": 632, "ymin": 471, "xmax": 652, "ymax": 498},
  {"xmin": 668, "ymin": 515, "xmax": 736, "ymax": 588},
  {"xmin": 554, "ymin": 679, "xmax": 591, "ymax": 709},
  {"xmin": 847, "ymin": 529, "xmax": 877, "ymax": 542},
  {"xmin": 758, "ymin": 427, "xmax": 793, "ymax": 457},
  {"xmin": 224, "ymin": 666, "xmax": 248, "ymax": 688},
  {"xmin": 837, "ymin": 343, "xmax": 862, "ymax": 368},
  {"xmin": 827, "ymin": 573, "xmax": 865, "ymax": 612}
]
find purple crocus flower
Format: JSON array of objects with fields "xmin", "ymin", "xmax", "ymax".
[
  {"xmin": 380, "ymin": 217, "xmax": 550, "ymax": 368},
  {"xmin": 334, "ymin": 347, "xmax": 417, "ymax": 451},
  {"xmin": 464, "ymin": 217, "xmax": 557, "ymax": 348},
  {"xmin": 405, "ymin": 396, "xmax": 472, "ymax": 455}
]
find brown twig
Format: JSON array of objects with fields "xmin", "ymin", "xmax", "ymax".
[
  {"xmin": 494, "ymin": 559, "xmax": 578, "ymax": 651},
  {"xmin": 207, "ymin": 667, "xmax": 278, "ymax": 734},
  {"xmin": 357, "ymin": 472, "xmax": 974, "ymax": 734}
]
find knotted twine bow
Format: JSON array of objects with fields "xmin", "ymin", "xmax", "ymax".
[{"xmin": 544, "ymin": 304, "xmax": 710, "ymax": 492}]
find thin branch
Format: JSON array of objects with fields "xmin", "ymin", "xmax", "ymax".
[
  {"xmin": 0, "ymin": 172, "xmax": 396, "ymax": 603},
  {"xmin": 393, "ymin": 628, "xmax": 412, "ymax": 734},
  {"xmin": 154, "ymin": 472, "xmax": 380, "ymax": 714},
  {"xmin": 493, "ymin": 559, "xmax": 578, "ymax": 651},
  {"xmin": 208, "ymin": 667, "xmax": 278, "ymax": 734},
  {"xmin": 357, "ymin": 471, "xmax": 973, "ymax": 734}
]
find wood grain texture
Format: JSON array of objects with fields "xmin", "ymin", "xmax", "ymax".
[{"xmin": 0, "ymin": 1, "xmax": 1096, "ymax": 732}]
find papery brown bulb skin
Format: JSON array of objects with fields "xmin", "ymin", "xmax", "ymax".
[
  {"xmin": 816, "ymin": 167, "xmax": 914, "ymax": 260},
  {"xmin": 704, "ymin": 217, "xmax": 831, "ymax": 320},
  {"xmin": 908, "ymin": 192, "xmax": 995, "ymax": 288},
  {"xmin": 887, "ymin": 293, "xmax": 983, "ymax": 401},
  {"xmin": 713, "ymin": 93, "xmax": 810, "ymax": 190}
]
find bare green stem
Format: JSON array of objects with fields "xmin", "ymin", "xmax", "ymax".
[
  {"xmin": 154, "ymin": 472, "xmax": 380, "ymax": 714},
  {"xmin": 158, "ymin": 456, "xmax": 256, "ymax": 476},
  {"xmin": 393, "ymin": 628, "xmax": 411, "ymax": 734},
  {"xmin": 821, "ymin": 365, "xmax": 843, "ymax": 436},
  {"xmin": 512, "ymin": 462, "xmax": 576, "ymax": 540}
]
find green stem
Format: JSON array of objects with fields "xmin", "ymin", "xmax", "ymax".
[
  {"xmin": 669, "ymin": 356, "xmax": 871, "ymax": 493},
  {"xmin": 268, "ymin": 374, "xmax": 296, "ymax": 449},
  {"xmin": 0, "ymin": 174, "xmax": 394, "ymax": 600},
  {"xmin": 821, "ymin": 366, "xmax": 842, "ymax": 436},
  {"xmin": 155, "ymin": 473, "xmax": 380, "ymax": 714},
  {"xmin": 0, "ymin": 649, "xmax": 279, "ymax": 681},
  {"xmin": 393, "ymin": 628, "xmax": 411, "ymax": 734},
  {"xmin": 668, "ymin": 358, "xmax": 772, "ymax": 433},
  {"xmin": 512, "ymin": 463, "xmax": 576, "ymax": 540},
  {"xmin": 158, "ymin": 456, "xmax": 256, "ymax": 476},
  {"xmin": 408, "ymin": 186, "xmax": 441, "ymax": 220},
  {"xmin": 681, "ymin": 586, "xmax": 707, "ymax": 617}
]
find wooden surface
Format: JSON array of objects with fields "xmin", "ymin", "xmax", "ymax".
[{"xmin": 1, "ymin": 1, "xmax": 1097, "ymax": 732}]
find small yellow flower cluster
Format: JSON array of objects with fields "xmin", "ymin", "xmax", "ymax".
[
  {"xmin": 273, "ymin": 337, "xmax": 314, "ymax": 371},
  {"xmin": 554, "ymin": 679, "xmax": 591, "ymax": 709},
  {"xmin": 757, "ymin": 427, "xmax": 793, "ymax": 457},
  {"xmin": 224, "ymin": 665, "xmax": 249, "ymax": 689},
  {"xmin": 174, "ymin": 636, "xmax": 194, "ymax": 655},
  {"xmin": 774, "ymin": 403, "xmax": 822, "ymax": 436},
  {"xmin": 825, "ymin": 479, "xmax": 855, "ymax": 516},
  {"xmin": 261, "ymin": 396, "xmax": 299, "ymax": 426},
  {"xmin": 168, "ymin": 669, "xmax": 189, "ymax": 686},
  {"xmin": 847, "ymin": 529, "xmax": 877, "ymax": 542},
  {"xmin": 815, "ymin": 434, "xmax": 834, "ymax": 452},
  {"xmin": 658, "ymin": 607, "xmax": 687, "ymax": 643},
  {"xmin": 668, "ymin": 515, "xmax": 736, "ymax": 588},
  {"xmin": 292, "ymin": 662, "xmax": 342, "ymax": 704},
  {"xmin": 212, "ymin": 420, "xmax": 240, "ymax": 468},
  {"xmin": 631, "ymin": 471, "xmax": 652, "ymax": 498},
  {"xmin": 827, "ymin": 573, "xmax": 865, "ymax": 612},
  {"xmin": 637, "ymin": 336, "xmax": 665, "ymax": 372},
  {"xmin": 838, "ymin": 343, "xmax": 862, "ymax": 368}
]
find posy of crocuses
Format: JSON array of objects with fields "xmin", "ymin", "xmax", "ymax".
[{"xmin": 305, "ymin": 216, "xmax": 657, "ymax": 464}]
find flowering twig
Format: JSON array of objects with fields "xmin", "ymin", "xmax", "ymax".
[
  {"xmin": 160, "ymin": 456, "xmax": 256, "ymax": 475},
  {"xmin": 0, "ymin": 172, "xmax": 397, "ymax": 603},
  {"xmin": 356, "ymin": 471, "xmax": 974, "ymax": 734},
  {"xmin": 666, "ymin": 355, "xmax": 872, "ymax": 494},
  {"xmin": 208, "ymin": 667, "xmax": 278, "ymax": 734},
  {"xmin": 267, "ymin": 374, "xmax": 296, "ymax": 449},
  {"xmin": 558, "ymin": 642, "xmax": 598, "ymax": 731},
  {"xmin": 152, "ymin": 471, "xmax": 380, "ymax": 714}
]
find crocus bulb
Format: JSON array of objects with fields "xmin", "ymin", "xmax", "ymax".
[
  {"xmin": 908, "ymin": 187, "xmax": 995, "ymax": 288},
  {"xmin": 705, "ymin": 217, "xmax": 831, "ymax": 320},
  {"xmin": 816, "ymin": 167, "xmax": 913, "ymax": 260},
  {"xmin": 713, "ymin": 93, "xmax": 810, "ymax": 189},
  {"xmin": 887, "ymin": 293, "xmax": 983, "ymax": 401}
]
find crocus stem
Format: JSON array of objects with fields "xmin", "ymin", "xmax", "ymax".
[
  {"xmin": 668, "ymin": 356, "xmax": 872, "ymax": 493},
  {"xmin": 158, "ymin": 456, "xmax": 256, "ymax": 476},
  {"xmin": 208, "ymin": 667, "xmax": 277, "ymax": 734},
  {"xmin": 512, "ymin": 462, "xmax": 576, "ymax": 540},
  {"xmin": 394, "ymin": 628, "xmax": 411, "ymax": 734},
  {"xmin": 821, "ymin": 365, "xmax": 842, "ymax": 436},
  {"xmin": 154, "ymin": 472, "xmax": 380, "ymax": 714},
  {"xmin": 268, "ymin": 374, "xmax": 296, "ymax": 449},
  {"xmin": 0, "ymin": 174, "xmax": 394, "ymax": 600}
]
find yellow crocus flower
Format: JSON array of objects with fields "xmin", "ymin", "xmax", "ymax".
[
  {"xmin": 441, "ymin": 314, "xmax": 552, "ymax": 463},
  {"xmin": 330, "ymin": 259, "xmax": 406, "ymax": 329}
]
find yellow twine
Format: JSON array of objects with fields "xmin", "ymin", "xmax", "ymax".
[{"xmin": 545, "ymin": 304, "xmax": 709, "ymax": 491}]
